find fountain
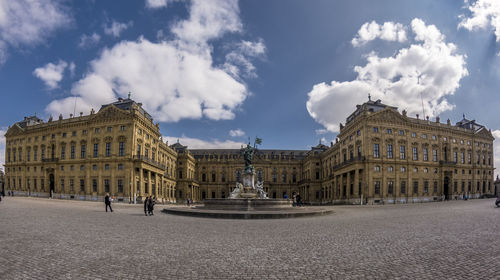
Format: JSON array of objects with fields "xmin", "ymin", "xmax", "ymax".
[{"xmin": 163, "ymin": 138, "xmax": 333, "ymax": 219}]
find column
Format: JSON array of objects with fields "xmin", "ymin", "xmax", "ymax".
[
  {"xmin": 346, "ymin": 171, "xmax": 351, "ymax": 200},
  {"xmin": 138, "ymin": 167, "xmax": 143, "ymax": 196},
  {"xmin": 147, "ymin": 170, "xmax": 151, "ymax": 195},
  {"xmin": 354, "ymin": 169, "xmax": 359, "ymax": 198}
]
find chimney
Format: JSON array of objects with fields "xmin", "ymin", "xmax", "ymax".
[{"xmin": 436, "ymin": 116, "xmax": 440, "ymax": 123}]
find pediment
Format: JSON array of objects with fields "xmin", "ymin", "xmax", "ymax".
[
  {"xmin": 91, "ymin": 105, "xmax": 131, "ymax": 122},
  {"xmin": 475, "ymin": 127, "xmax": 494, "ymax": 140},
  {"xmin": 5, "ymin": 124, "xmax": 24, "ymax": 137},
  {"xmin": 369, "ymin": 108, "xmax": 406, "ymax": 123}
]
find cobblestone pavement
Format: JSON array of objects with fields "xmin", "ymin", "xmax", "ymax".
[{"xmin": 0, "ymin": 197, "xmax": 499, "ymax": 279}]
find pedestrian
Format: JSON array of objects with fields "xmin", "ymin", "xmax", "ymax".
[
  {"xmin": 148, "ymin": 196, "xmax": 155, "ymax": 216},
  {"xmin": 104, "ymin": 193, "xmax": 113, "ymax": 212},
  {"xmin": 296, "ymin": 193, "xmax": 302, "ymax": 207},
  {"xmin": 496, "ymin": 194, "xmax": 500, "ymax": 207},
  {"xmin": 187, "ymin": 197, "xmax": 190, "ymax": 207},
  {"xmin": 292, "ymin": 192, "xmax": 297, "ymax": 207},
  {"xmin": 144, "ymin": 196, "xmax": 150, "ymax": 216}
]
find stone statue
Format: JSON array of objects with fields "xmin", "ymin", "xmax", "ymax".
[{"xmin": 243, "ymin": 142, "xmax": 254, "ymax": 173}]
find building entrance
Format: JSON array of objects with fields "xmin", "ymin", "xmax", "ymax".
[
  {"xmin": 49, "ymin": 174, "xmax": 55, "ymax": 198},
  {"xmin": 443, "ymin": 176, "xmax": 450, "ymax": 200}
]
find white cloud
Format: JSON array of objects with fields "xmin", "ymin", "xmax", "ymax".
[
  {"xmin": 68, "ymin": 61, "xmax": 75, "ymax": 77},
  {"xmin": 171, "ymin": 0, "xmax": 242, "ymax": 46},
  {"xmin": 229, "ymin": 129, "xmax": 245, "ymax": 137},
  {"xmin": 46, "ymin": 0, "xmax": 263, "ymax": 124},
  {"xmin": 315, "ymin": 129, "xmax": 329, "ymax": 135},
  {"xmin": 492, "ymin": 130, "xmax": 500, "ymax": 178},
  {"xmin": 459, "ymin": 0, "xmax": 500, "ymax": 42},
  {"xmin": 307, "ymin": 18, "xmax": 468, "ymax": 133},
  {"xmin": 224, "ymin": 39, "xmax": 266, "ymax": 78},
  {"xmin": 78, "ymin": 33, "xmax": 100, "ymax": 49},
  {"xmin": 0, "ymin": 0, "xmax": 70, "ymax": 65},
  {"xmin": 164, "ymin": 135, "xmax": 244, "ymax": 149},
  {"xmin": 33, "ymin": 60, "xmax": 68, "ymax": 89},
  {"xmin": 0, "ymin": 127, "xmax": 6, "ymax": 169},
  {"xmin": 145, "ymin": 0, "xmax": 176, "ymax": 9},
  {"xmin": 104, "ymin": 20, "xmax": 133, "ymax": 37},
  {"xmin": 352, "ymin": 21, "xmax": 407, "ymax": 46}
]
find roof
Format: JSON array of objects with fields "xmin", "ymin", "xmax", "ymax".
[{"xmin": 100, "ymin": 97, "xmax": 153, "ymax": 122}]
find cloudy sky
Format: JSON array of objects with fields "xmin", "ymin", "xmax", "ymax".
[{"xmin": 1, "ymin": 0, "xmax": 500, "ymax": 173}]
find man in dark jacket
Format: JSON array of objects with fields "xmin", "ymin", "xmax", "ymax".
[
  {"xmin": 144, "ymin": 196, "xmax": 150, "ymax": 216},
  {"xmin": 148, "ymin": 196, "xmax": 156, "ymax": 216},
  {"xmin": 105, "ymin": 193, "xmax": 113, "ymax": 212}
]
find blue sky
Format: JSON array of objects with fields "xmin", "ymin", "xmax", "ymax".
[{"xmin": 1, "ymin": 0, "xmax": 500, "ymax": 172}]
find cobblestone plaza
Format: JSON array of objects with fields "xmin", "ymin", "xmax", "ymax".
[{"xmin": 1, "ymin": 198, "xmax": 499, "ymax": 279}]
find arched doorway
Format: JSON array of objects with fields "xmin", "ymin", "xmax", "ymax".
[
  {"xmin": 49, "ymin": 174, "xmax": 55, "ymax": 198},
  {"xmin": 443, "ymin": 176, "xmax": 450, "ymax": 200}
]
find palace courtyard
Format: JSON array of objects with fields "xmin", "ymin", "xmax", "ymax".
[{"xmin": 0, "ymin": 197, "xmax": 499, "ymax": 279}]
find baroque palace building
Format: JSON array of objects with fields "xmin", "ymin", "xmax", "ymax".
[{"xmin": 3, "ymin": 97, "xmax": 495, "ymax": 204}]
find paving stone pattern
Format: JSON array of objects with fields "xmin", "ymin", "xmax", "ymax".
[{"xmin": 0, "ymin": 197, "xmax": 499, "ymax": 279}]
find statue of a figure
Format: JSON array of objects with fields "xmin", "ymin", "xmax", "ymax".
[{"xmin": 244, "ymin": 142, "xmax": 254, "ymax": 172}]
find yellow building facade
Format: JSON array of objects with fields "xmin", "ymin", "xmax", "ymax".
[{"xmin": 3, "ymin": 97, "xmax": 495, "ymax": 204}]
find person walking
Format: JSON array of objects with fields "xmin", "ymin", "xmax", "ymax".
[
  {"xmin": 292, "ymin": 192, "xmax": 297, "ymax": 207},
  {"xmin": 144, "ymin": 196, "xmax": 150, "ymax": 216},
  {"xmin": 104, "ymin": 193, "xmax": 113, "ymax": 212},
  {"xmin": 148, "ymin": 196, "xmax": 156, "ymax": 216}
]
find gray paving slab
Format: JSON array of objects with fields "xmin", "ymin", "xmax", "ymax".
[{"xmin": 0, "ymin": 197, "xmax": 499, "ymax": 279}]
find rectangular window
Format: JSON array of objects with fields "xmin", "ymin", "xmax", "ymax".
[
  {"xmin": 424, "ymin": 181, "xmax": 428, "ymax": 193},
  {"xmin": 80, "ymin": 179, "xmax": 85, "ymax": 192},
  {"xmin": 104, "ymin": 179, "xmax": 110, "ymax": 193},
  {"xmin": 388, "ymin": 181, "xmax": 393, "ymax": 195},
  {"xmin": 434, "ymin": 181, "xmax": 438, "ymax": 193},
  {"xmin": 27, "ymin": 150, "xmax": 30, "ymax": 161},
  {"xmin": 413, "ymin": 181, "xmax": 418, "ymax": 194},
  {"xmin": 92, "ymin": 179, "xmax": 97, "ymax": 192},
  {"xmin": 105, "ymin": 142, "xmax": 111, "ymax": 157},
  {"xmin": 81, "ymin": 145, "xmax": 86, "ymax": 158},
  {"xmin": 461, "ymin": 152, "xmax": 465, "ymax": 164},
  {"xmin": 118, "ymin": 164, "xmax": 123, "ymax": 170},
  {"xmin": 433, "ymin": 149, "xmax": 438, "ymax": 162},
  {"xmin": 373, "ymin": 127, "xmax": 378, "ymax": 133},
  {"xmin": 374, "ymin": 181, "xmax": 380, "ymax": 194},
  {"xmin": 373, "ymin": 144, "xmax": 380, "ymax": 158},
  {"xmin": 107, "ymin": 126, "xmax": 112, "ymax": 132},
  {"xmin": 399, "ymin": 130, "xmax": 404, "ymax": 135},
  {"xmin": 387, "ymin": 144, "xmax": 393, "ymax": 159},
  {"xmin": 179, "ymin": 170, "xmax": 183, "ymax": 179},
  {"xmin": 453, "ymin": 152, "xmax": 457, "ymax": 163},
  {"xmin": 71, "ymin": 146, "xmax": 75, "ymax": 159},
  {"xmin": 400, "ymin": 146, "xmax": 405, "ymax": 159},
  {"xmin": 120, "ymin": 125, "xmax": 126, "ymax": 131},
  {"xmin": 423, "ymin": 148, "xmax": 428, "ymax": 161},
  {"xmin": 61, "ymin": 146, "xmax": 65, "ymax": 159},
  {"xmin": 119, "ymin": 142, "xmax": 125, "ymax": 156},
  {"xmin": 461, "ymin": 181, "xmax": 465, "ymax": 192},
  {"xmin": 412, "ymin": 147, "xmax": 418, "ymax": 160},
  {"xmin": 145, "ymin": 148, "xmax": 149, "ymax": 159},
  {"xmin": 70, "ymin": 179, "xmax": 74, "ymax": 192},
  {"xmin": 93, "ymin": 143, "xmax": 99, "ymax": 157},
  {"xmin": 41, "ymin": 147, "xmax": 45, "ymax": 160},
  {"xmin": 117, "ymin": 179, "xmax": 123, "ymax": 193},
  {"xmin": 386, "ymin": 129, "xmax": 392, "ymax": 134},
  {"xmin": 136, "ymin": 144, "xmax": 141, "ymax": 156},
  {"xmin": 61, "ymin": 179, "xmax": 65, "ymax": 191}
]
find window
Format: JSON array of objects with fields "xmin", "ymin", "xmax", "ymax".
[
  {"xmin": 61, "ymin": 165, "xmax": 64, "ymax": 171},
  {"xmin": 453, "ymin": 152, "xmax": 457, "ymax": 163},
  {"xmin": 357, "ymin": 146, "xmax": 362, "ymax": 157},
  {"xmin": 107, "ymin": 126, "xmax": 112, "ymax": 132},
  {"xmin": 432, "ymin": 135, "xmax": 436, "ymax": 140},
  {"xmin": 41, "ymin": 147, "xmax": 45, "ymax": 160},
  {"xmin": 424, "ymin": 168, "xmax": 428, "ymax": 173},
  {"xmin": 422, "ymin": 134, "xmax": 427, "ymax": 139},
  {"xmin": 105, "ymin": 164, "xmax": 110, "ymax": 170},
  {"xmin": 71, "ymin": 145, "xmax": 75, "ymax": 159},
  {"xmin": 118, "ymin": 164, "xmax": 123, "ymax": 170},
  {"xmin": 423, "ymin": 148, "xmax": 428, "ymax": 161},
  {"xmin": 104, "ymin": 179, "xmax": 110, "ymax": 193},
  {"xmin": 453, "ymin": 138, "xmax": 456, "ymax": 143},
  {"xmin": 34, "ymin": 149, "xmax": 38, "ymax": 161},
  {"xmin": 461, "ymin": 152, "xmax": 465, "ymax": 164},
  {"xmin": 424, "ymin": 181, "xmax": 429, "ymax": 193},
  {"xmin": 61, "ymin": 179, "xmax": 65, "ymax": 191},
  {"xmin": 411, "ymin": 132, "xmax": 416, "ymax": 137},
  {"xmin": 400, "ymin": 146, "xmax": 405, "ymax": 159},
  {"xmin": 93, "ymin": 143, "xmax": 99, "ymax": 157},
  {"xmin": 282, "ymin": 173, "xmax": 287, "ymax": 183},
  {"xmin": 374, "ymin": 181, "xmax": 380, "ymax": 194},
  {"xmin": 27, "ymin": 150, "xmax": 30, "ymax": 161},
  {"xmin": 80, "ymin": 165, "xmax": 85, "ymax": 171},
  {"xmin": 413, "ymin": 181, "xmax": 418, "ymax": 194},
  {"xmin": 236, "ymin": 170, "xmax": 241, "ymax": 182},
  {"xmin": 80, "ymin": 179, "xmax": 85, "ymax": 192},
  {"xmin": 454, "ymin": 181, "xmax": 458, "ymax": 193},
  {"xmin": 386, "ymin": 129, "xmax": 392, "ymax": 134},
  {"xmin": 81, "ymin": 145, "xmax": 86, "ymax": 158},
  {"xmin": 120, "ymin": 125, "xmax": 126, "ymax": 131},
  {"xmin": 92, "ymin": 179, "xmax": 97, "ymax": 192},
  {"xmin": 105, "ymin": 142, "xmax": 111, "ymax": 157},
  {"xmin": 388, "ymin": 166, "xmax": 393, "ymax": 172},
  {"xmin": 145, "ymin": 148, "xmax": 149, "ymax": 159},
  {"xmin": 119, "ymin": 142, "xmax": 125, "ymax": 156},
  {"xmin": 374, "ymin": 165, "xmax": 380, "ymax": 172},
  {"xmin": 387, "ymin": 144, "xmax": 393, "ymax": 159},
  {"xmin": 61, "ymin": 146, "xmax": 66, "ymax": 159},
  {"xmin": 373, "ymin": 144, "xmax": 380, "ymax": 158},
  {"xmin": 70, "ymin": 165, "xmax": 74, "ymax": 171},
  {"xmin": 373, "ymin": 127, "xmax": 379, "ymax": 133},
  {"xmin": 399, "ymin": 130, "xmax": 404, "ymax": 135},
  {"xmin": 179, "ymin": 170, "xmax": 183, "ymax": 179},
  {"xmin": 401, "ymin": 167, "xmax": 406, "ymax": 173},
  {"xmin": 92, "ymin": 164, "xmax": 97, "ymax": 171},
  {"xmin": 413, "ymin": 167, "xmax": 418, "ymax": 173},
  {"xmin": 388, "ymin": 181, "xmax": 394, "ymax": 195},
  {"xmin": 412, "ymin": 147, "xmax": 418, "ymax": 160},
  {"xmin": 70, "ymin": 179, "xmax": 74, "ymax": 192},
  {"xmin": 401, "ymin": 181, "xmax": 406, "ymax": 194},
  {"xmin": 136, "ymin": 144, "xmax": 141, "ymax": 156},
  {"xmin": 117, "ymin": 179, "xmax": 123, "ymax": 193},
  {"xmin": 433, "ymin": 149, "xmax": 438, "ymax": 162},
  {"xmin": 356, "ymin": 130, "xmax": 361, "ymax": 136},
  {"xmin": 461, "ymin": 181, "xmax": 465, "ymax": 192},
  {"xmin": 94, "ymin": 128, "xmax": 100, "ymax": 133},
  {"xmin": 443, "ymin": 137, "xmax": 447, "ymax": 141}
]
